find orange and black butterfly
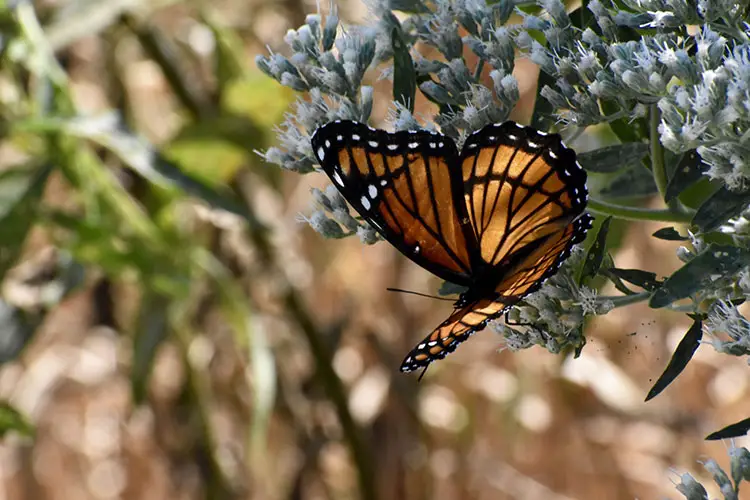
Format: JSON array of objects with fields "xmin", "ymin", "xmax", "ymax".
[{"xmin": 311, "ymin": 120, "xmax": 592, "ymax": 374}]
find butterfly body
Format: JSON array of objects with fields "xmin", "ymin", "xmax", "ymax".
[{"xmin": 311, "ymin": 120, "xmax": 592, "ymax": 373}]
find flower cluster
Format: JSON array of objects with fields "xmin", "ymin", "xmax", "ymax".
[
  {"xmin": 492, "ymin": 247, "xmax": 614, "ymax": 354},
  {"xmin": 675, "ymin": 446, "xmax": 750, "ymax": 500}
]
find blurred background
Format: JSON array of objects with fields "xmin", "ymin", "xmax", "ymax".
[{"xmin": 0, "ymin": 0, "xmax": 748, "ymax": 499}]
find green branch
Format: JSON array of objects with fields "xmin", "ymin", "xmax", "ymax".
[{"xmin": 587, "ymin": 197, "xmax": 693, "ymax": 223}]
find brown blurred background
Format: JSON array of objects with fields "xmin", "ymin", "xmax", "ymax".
[{"xmin": 0, "ymin": 0, "xmax": 748, "ymax": 499}]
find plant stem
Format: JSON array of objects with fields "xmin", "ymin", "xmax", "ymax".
[
  {"xmin": 587, "ymin": 197, "xmax": 693, "ymax": 223},
  {"xmin": 650, "ymin": 104, "xmax": 680, "ymax": 212},
  {"xmin": 598, "ymin": 292, "xmax": 651, "ymax": 308}
]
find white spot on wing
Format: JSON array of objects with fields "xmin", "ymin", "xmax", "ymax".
[
  {"xmin": 514, "ymin": 122, "xmax": 524, "ymax": 129},
  {"xmin": 387, "ymin": 144, "xmax": 398, "ymax": 150},
  {"xmin": 414, "ymin": 245, "xmax": 420, "ymax": 254},
  {"xmin": 430, "ymin": 142, "xmax": 436, "ymax": 148},
  {"xmin": 369, "ymin": 141, "xmax": 378, "ymax": 147},
  {"xmin": 368, "ymin": 184, "xmax": 377, "ymax": 198},
  {"xmin": 325, "ymin": 140, "xmax": 331, "ymax": 147},
  {"xmin": 537, "ymin": 130, "xmax": 548, "ymax": 136},
  {"xmin": 337, "ymin": 135, "xmax": 343, "ymax": 141},
  {"xmin": 380, "ymin": 179, "xmax": 387, "ymax": 186},
  {"xmin": 408, "ymin": 142, "xmax": 419, "ymax": 149},
  {"xmin": 352, "ymin": 134, "xmax": 360, "ymax": 140},
  {"xmin": 549, "ymin": 150, "xmax": 558, "ymax": 159},
  {"xmin": 507, "ymin": 134, "xmax": 518, "ymax": 141},
  {"xmin": 333, "ymin": 171, "xmax": 344, "ymax": 186},
  {"xmin": 528, "ymin": 141, "xmax": 541, "ymax": 148},
  {"xmin": 361, "ymin": 196, "xmax": 371, "ymax": 210},
  {"xmin": 317, "ymin": 147, "xmax": 325, "ymax": 160}
]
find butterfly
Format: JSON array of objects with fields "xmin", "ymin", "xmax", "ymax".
[{"xmin": 310, "ymin": 119, "xmax": 592, "ymax": 374}]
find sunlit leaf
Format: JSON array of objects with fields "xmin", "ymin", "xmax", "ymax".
[{"xmin": 0, "ymin": 402, "xmax": 33, "ymax": 438}]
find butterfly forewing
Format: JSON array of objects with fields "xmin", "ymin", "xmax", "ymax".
[
  {"xmin": 312, "ymin": 121, "xmax": 474, "ymax": 285},
  {"xmin": 460, "ymin": 122, "xmax": 589, "ymax": 268}
]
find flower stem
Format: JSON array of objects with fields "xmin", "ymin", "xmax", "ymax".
[
  {"xmin": 598, "ymin": 292, "xmax": 651, "ymax": 308},
  {"xmin": 587, "ymin": 197, "xmax": 693, "ymax": 223}
]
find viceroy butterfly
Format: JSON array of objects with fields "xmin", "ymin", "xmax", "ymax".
[{"xmin": 311, "ymin": 120, "xmax": 592, "ymax": 375}]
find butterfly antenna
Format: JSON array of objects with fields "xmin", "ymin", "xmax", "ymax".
[
  {"xmin": 418, "ymin": 365, "xmax": 429, "ymax": 382},
  {"xmin": 386, "ymin": 287, "xmax": 454, "ymax": 302}
]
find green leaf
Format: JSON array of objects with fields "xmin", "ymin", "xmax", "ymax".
[
  {"xmin": 569, "ymin": 1, "xmax": 595, "ymax": 31},
  {"xmin": 665, "ymin": 150, "xmax": 705, "ymax": 202},
  {"xmin": 391, "ymin": 25, "xmax": 416, "ymax": 113},
  {"xmin": 131, "ymin": 293, "xmax": 170, "ymax": 404},
  {"xmin": 531, "ymin": 70, "xmax": 557, "ymax": 131},
  {"xmin": 692, "ymin": 185, "xmax": 750, "ymax": 232},
  {"xmin": 577, "ymin": 143, "xmax": 650, "ymax": 173},
  {"xmin": 649, "ymin": 245, "xmax": 750, "ymax": 308},
  {"xmin": 652, "ymin": 227, "xmax": 688, "ymax": 241},
  {"xmin": 0, "ymin": 162, "xmax": 54, "ymax": 278},
  {"xmin": 601, "ymin": 100, "xmax": 648, "ymax": 143},
  {"xmin": 0, "ymin": 300, "xmax": 41, "ymax": 364},
  {"xmin": 706, "ymin": 417, "xmax": 750, "ymax": 440},
  {"xmin": 578, "ymin": 216, "xmax": 611, "ymax": 285},
  {"xmin": 645, "ymin": 315, "xmax": 703, "ymax": 401},
  {"xmin": 599, "ymin": 165, "xmax": 658, "ymax": 199},
  {"xmin": 0, "ymin": 402, "xmax": 33, "ymax": 438},
  {"xmin": 606, "ymin": 268, "xmax": 662, "ymax": 291}
]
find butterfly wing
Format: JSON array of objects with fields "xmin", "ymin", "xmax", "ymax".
[
  {"xmin": 311, "ymin": 120, "xmax": 475, "ymax": 285},
  {"xmin": 460, "ymin": 121, "xmax": 589, "ymax": 270},
  {"xmin": 400, "ymin": 299, "xmax": 506, "ymax": 372},
  {"xmin": 400, "ymin": 121, "xmax": 592, "ymax": 372}
]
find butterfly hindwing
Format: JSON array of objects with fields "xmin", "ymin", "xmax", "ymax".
[
  {"xmin": 312, "ymin": 120, "xmax": 475, "ymax": 285},
  {"xmin": 400, "ymin": 299, "xmax": 507, "ymax": 372}
]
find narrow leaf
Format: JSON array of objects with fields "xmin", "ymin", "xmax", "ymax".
[
  {"xmin": 391, "ymin": 25, "xmax": 416, "ymax": 113},
  {"xmin": 692, "ymin": 185, "xmax": 750, "ymax": 232},
  {"xmin": 706, "ymin": 417, "xmax": 750, "ymax": 440},
  {"xmin": 645, "ymin": 316, "xmax": 703, "ymax": 401},
  {"xmin": 0, "ymin": 402, "xmax": 33, "ymax": 438},
  {"xmin": 531, "ymin": 70, "xmax": 557, "ymax": 131},
  {"xmin": 665, "ymin": 150, "xmax": 705, "ymax": 202},
  {"xmin": 652, "ymin": 227, "xmax": 688, "ymax": 241},
  {"xmin": 649, "ymin": 245, "xmax": 750, "ymax": 308},
  {"xmin": 577, "ymin": 143, "xmax": 649, "ymax": 173},
  {"xmin": 0, "ymin": 162, "xmax": 54, "ymax": 277},
  {"xmin": 599, "ymin": 165, "xmax": 658, "ymax": 198},
  {"xmin": 0, "ymin": 300, "xmax": 41, "ymax": 364},
  {"xmin": 578, "ymin": 216, "xmax": 611, "ymax": 285},
  {"xmin": 607, "ymin": 268, "xmax": 662, "ymax": 291},
  {"xmin": 131, "ymin": 293, "xmax": 170, "ymax": 404}
]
